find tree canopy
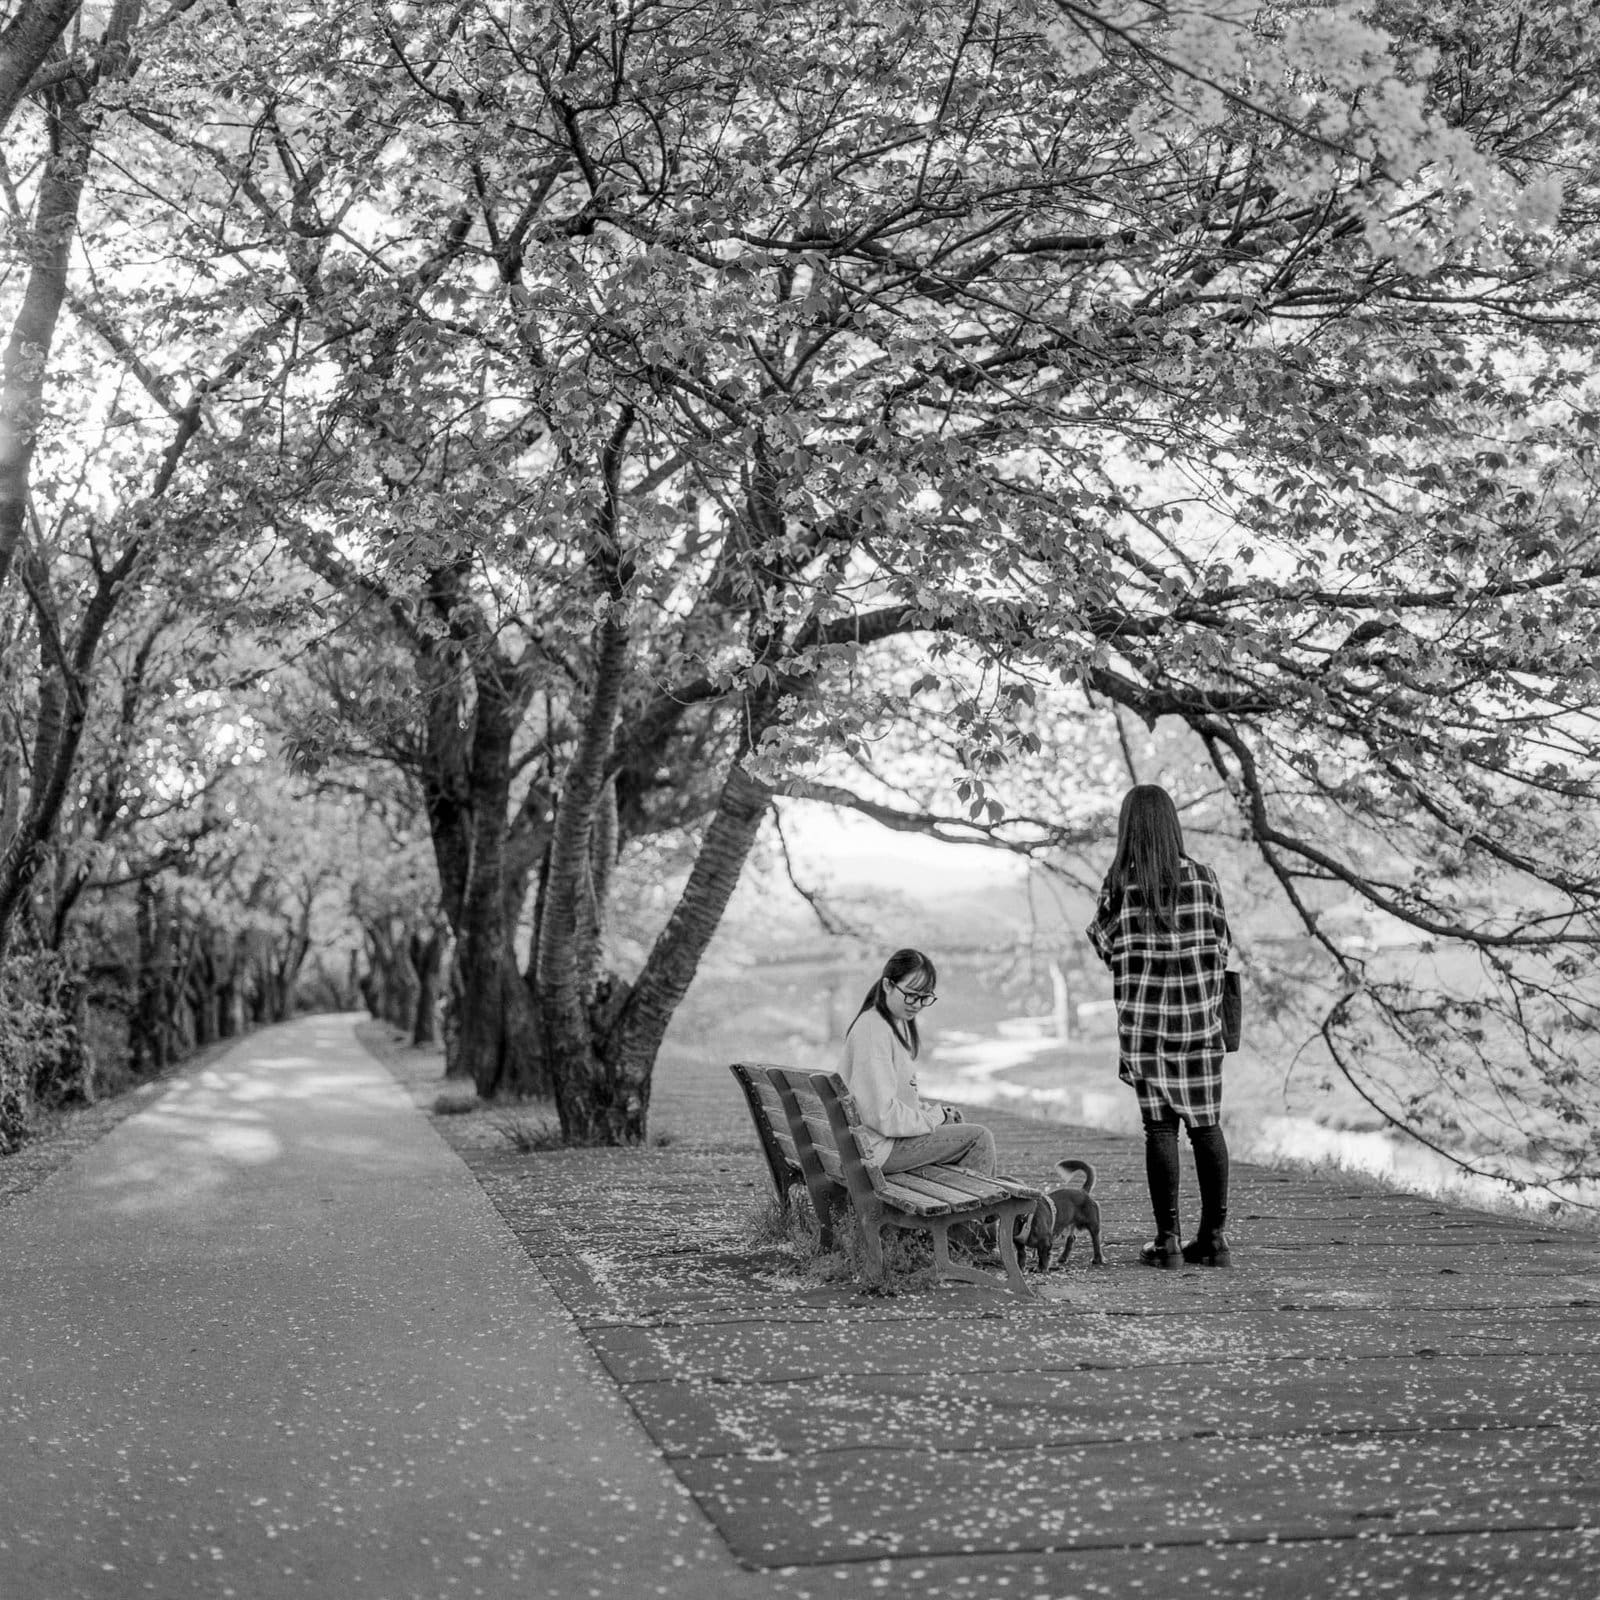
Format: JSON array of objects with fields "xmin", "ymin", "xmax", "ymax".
[{"xmin": 2, "ymin": 0, "xmax": 1598, "ymax": 1189}]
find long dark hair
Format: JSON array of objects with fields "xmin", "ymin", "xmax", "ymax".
[
  {"xmin": 1109, "ymin": 785, "xmax": 1186, "ymax": 932},
  {"xmin": 849, "ymin": 947, "xmax": 936, "ymax": 1058}
]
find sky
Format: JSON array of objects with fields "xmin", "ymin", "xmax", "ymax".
[{"xmin": 774, "ymin": 798, "xmax": 1033, "ymax": 894}]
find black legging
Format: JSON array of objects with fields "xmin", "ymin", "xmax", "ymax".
[{"xmin": 1143, "ymin": 1111, "xmax": 1230, "ymax": 1240}]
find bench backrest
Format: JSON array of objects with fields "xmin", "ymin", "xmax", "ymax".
[
  {"xmin": 768, "ymin": 1067, "xmax": 887, "ymax": 1210},
  {"xmin": 728, "ymin": 1062, "xmax": 807, "ymax": 1202},
  {"xmin": 729, "ymin": 1062, "xmax": 889, "ymax": 1220}
]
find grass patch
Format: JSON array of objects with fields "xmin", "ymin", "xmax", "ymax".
[
  {"xmin": 744, "ymin": 1188, "xmax": 939, "ymax": 1295},
  {"xmin": 431, "ymin": 1084, "xmax": 481, "ymax": 1116},
  {"xmin": 487, "ymin": 1109, "xmax": 565, "ymax": 1152}
]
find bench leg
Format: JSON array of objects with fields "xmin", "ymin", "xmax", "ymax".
[
  {"xmin": 859, "ymin": 1215, "xmax": 887, "ymax": 1286},
  {"xmin": 928, "ymin": 1221, "xmax": 1016, "ymax": 1292},
  {"xmin": 926, "ymin": 1207, "xmax": 1037, "ymax": 1297},
  {"xmin": 992, "ymin": 1204, "xmax": 1032, "ymax": 1295}
]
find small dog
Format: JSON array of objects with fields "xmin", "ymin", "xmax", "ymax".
[{"xmin": 1015, "ymin": 1159, "xmax": 1105, "ymax": 1272}]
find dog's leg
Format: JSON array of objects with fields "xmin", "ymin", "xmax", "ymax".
[
  {"xmin": 1028, "ymin": 1196, "xmax": 1054, "ymax": 1275},
  {"xmin": 1087, "ymin": 1210, "xmax": 1106, "ymax": 1265}
]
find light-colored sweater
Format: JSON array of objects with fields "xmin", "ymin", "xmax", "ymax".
[{"xmin": 839, "ymin": 1008, "xmax": 939, "ymax": 1165}]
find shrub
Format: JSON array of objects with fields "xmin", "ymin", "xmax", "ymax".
[
  {"xmin": 0, "ymin": 950, "xmax": 88, "ymax": 1154},
  {"xmin": 0, "ymin": 1036, "xmax": 25, "ymax": 1155}
]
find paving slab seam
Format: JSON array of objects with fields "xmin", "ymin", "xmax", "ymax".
[
  {"xmin": 600, "ymin": 1359, "xmax": 1516, "ymax": 1388},
  {"xmin": 550, "ymin": 1297, "xmax": 1600, "ymax": 1329},
  {"xmin": 583, "ymin": 1345, "xmax": 1600, "ymax": 1386},
  {"xmin": 734, "ymin": 1521, "xmax": 1600, "ymax": 1575},
  {"xmin": 651, "ymin": 1418, "xmax": 1579, "ymax": 1464}
]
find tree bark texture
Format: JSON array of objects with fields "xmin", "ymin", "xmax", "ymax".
[
  {"xmin": 0, "ymin": 0, "xmax": 86, "ymax": 139},
  {"xmin": 0, "ymin": 72, "xmax": 91, "ymax": 596},
  {"xmin": 410, "ymin": 920, "xmax": 447, "ymax": 1046},
  {"xmin": 0, "ymin": 6, "xmax": 144, "ymax": 959},
  {"xmin": 595, "ymin": 758, "xmax": 774, "ymax": 1136},
  {"xmin": 445, "ymin": 636, "xmax": 549, "ymax": 1099},
  {"xmin": 0, "ymin": 547, "xmax": 144, "ymax": 958},
  {"xmin": 538, "ymin": 612, "xmax": 632, "ymax": 1137},
  {"xmin": 362, "ymin": 917, "xmax": 420, "ymax": 1031},
  {"xmin": 130, "ymin": 879, "xmax": 174, "ymax": 1076}
]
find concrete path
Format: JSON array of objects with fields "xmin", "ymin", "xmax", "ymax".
[{"xmin": 0, "ymin": 1014, "xmax": 774, "ymax": 1600}]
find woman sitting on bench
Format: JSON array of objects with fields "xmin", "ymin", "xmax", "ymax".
[{"xmin": 839, "ymin": 948, "xmax": 996, "ymax": 1176}]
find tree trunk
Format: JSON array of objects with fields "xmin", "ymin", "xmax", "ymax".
[
  {"xmin": 0, "ymin": 0, "xmax": 86, "ymax": 139},
  {"xmin": 130, "ymin": 879, "xmax": 174, "ymax": 1077},
  {"xmin": 0, "ymin": 62, "xmax": 92, "ymax": 597},
  {"xmin": 410, "ymin": 920, "xmax": 446, "ymax": 1046},
  {"xmin": 538, "ymin": 612, "xmax": 631, "ymax": 1135},
  {"xmin": 449, "ymin": 640, "xmax": 549, "ymax": 1099},
  {"xmin": 188, "ymin": 940, "xmax": 218, "ymax": 1047},
  {"xmin": 455, "ymin": 905, "xmax": 545, "ymax": 1097},
  {"xmin": 398, "ymin": 567, "xmax": 549, "ymax": 1096},
  {"xmin": 360, "ymin": 918, "xmax": 414, "ymax": 1028},
  {"xmin": 578, "ymin": 759, "xmax": 773, "ymax": 1142},
  {"xmin": 227, "ymin": 981, "xmax": 247, "ymax": 1037},
  {"xmin": 271, "ymin": 912, "xmax": 312, "ymax": 1020},
  {"xmin": 388, "ymin": 940, "xmax": 419, "ymax": 1031}
]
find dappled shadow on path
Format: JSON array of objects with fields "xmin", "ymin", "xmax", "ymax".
[{"xmin": 70, "ymin": 1020, "xmax": 433, "ymax": 1222}]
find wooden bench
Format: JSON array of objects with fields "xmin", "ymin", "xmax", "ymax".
[{"xmin": 731, "ymin": 1061, "xmax": 1043, "ymax": 1296}]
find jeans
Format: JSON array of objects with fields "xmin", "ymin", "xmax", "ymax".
[{"xmin": 880, "ymin": 1121, "xmax": 997, "ymax": 1176}]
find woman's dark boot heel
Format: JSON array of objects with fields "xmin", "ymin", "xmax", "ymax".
[
  {"xmin": 1140, "ymin": 1231, "xmax": 1182, "ymax": 1269},
  {"xmin": 1182, "ymin": 1231, "xmax": 1232, "ymax": 1267}
]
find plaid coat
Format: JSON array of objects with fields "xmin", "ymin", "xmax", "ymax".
[{"xmin": 1086, "ymin": 858, "xmax": 1231, "ymax": 1126}]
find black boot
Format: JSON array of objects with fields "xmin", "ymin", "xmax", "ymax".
[
  {"xmin": 1181, "ymin": 1232, "xmax": 1230, "ymax": 1267},
  {"xmin": 1140, "ymin": 1115, "xmax": 1182, "ymax": 1269},
  {"xmin": 1184, "ymin": 1123, "xmax": 1232, "ymax": 1266},
  {"xmin": 1141, "ymin": 1232, "xmax": 1183, "ymax": 1269}
]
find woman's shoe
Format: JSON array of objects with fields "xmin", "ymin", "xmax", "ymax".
[
  {"xmin": 1139, "ymin": 1231, "xmax": 1182, "ymax": 1269},
  {"xmin": 1182, "ymin": 1231, "xmax": 1232, "ymax": 1267}
]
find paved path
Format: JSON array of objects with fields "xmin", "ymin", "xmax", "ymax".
[
  {"xmin": 0, "ymin": 1014, "xmax": 773, "ymax": 1600},
  {"xmin": 4, "ymin": 1013, "xmax": 1599, "ymax": 1599}
]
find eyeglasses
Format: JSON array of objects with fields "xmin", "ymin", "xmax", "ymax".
[{"xmin": 889, "ymin": 979, "xmax": 937, "ymax": 1009}]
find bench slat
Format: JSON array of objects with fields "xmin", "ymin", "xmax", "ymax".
[
  {"xmin": 752, "ymin": 1086, "xmax": 804, "ymax": 1162},
  {"xmin": 892, "ymin": 1168, "xmax": 998, "ymax": 1202},
  {"xmin": 896, "ymin": 1167, "xmax": 1040, "ymax": 1205},
  {"xmin": 876, "ymin": 1177, "xmax": 959, "ymax": 1216},
  {"xmin": 729, "ymin": 1062, "xmax": 805, "ymax": 1211},
  {"xmin": 881, "ymin": 1171, "xmax": 986, "ymax": 1212}
]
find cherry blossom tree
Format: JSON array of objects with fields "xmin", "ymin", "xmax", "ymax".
[{"xmin": 5, "ymin": 0, "xmax": 1598, "ymax": 1181}]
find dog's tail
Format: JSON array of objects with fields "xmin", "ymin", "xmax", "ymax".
[{"xmin": 1055, "ymin": 1158, "xmax": 1095, "ymax": 1191}]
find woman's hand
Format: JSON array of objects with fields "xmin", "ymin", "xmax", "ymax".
[{"xmin": 941, "ymin": 1104, "xmax": 964, "ymax": 1124}]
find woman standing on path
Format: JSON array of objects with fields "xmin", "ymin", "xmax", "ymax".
[
  {"xmin": 839, "ymin": 948, "xmax": 997, "ymax": 1177},
  {"xmin": 1088, "ymin": 785, "xmax": 1234, "ymax": 1268}
]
